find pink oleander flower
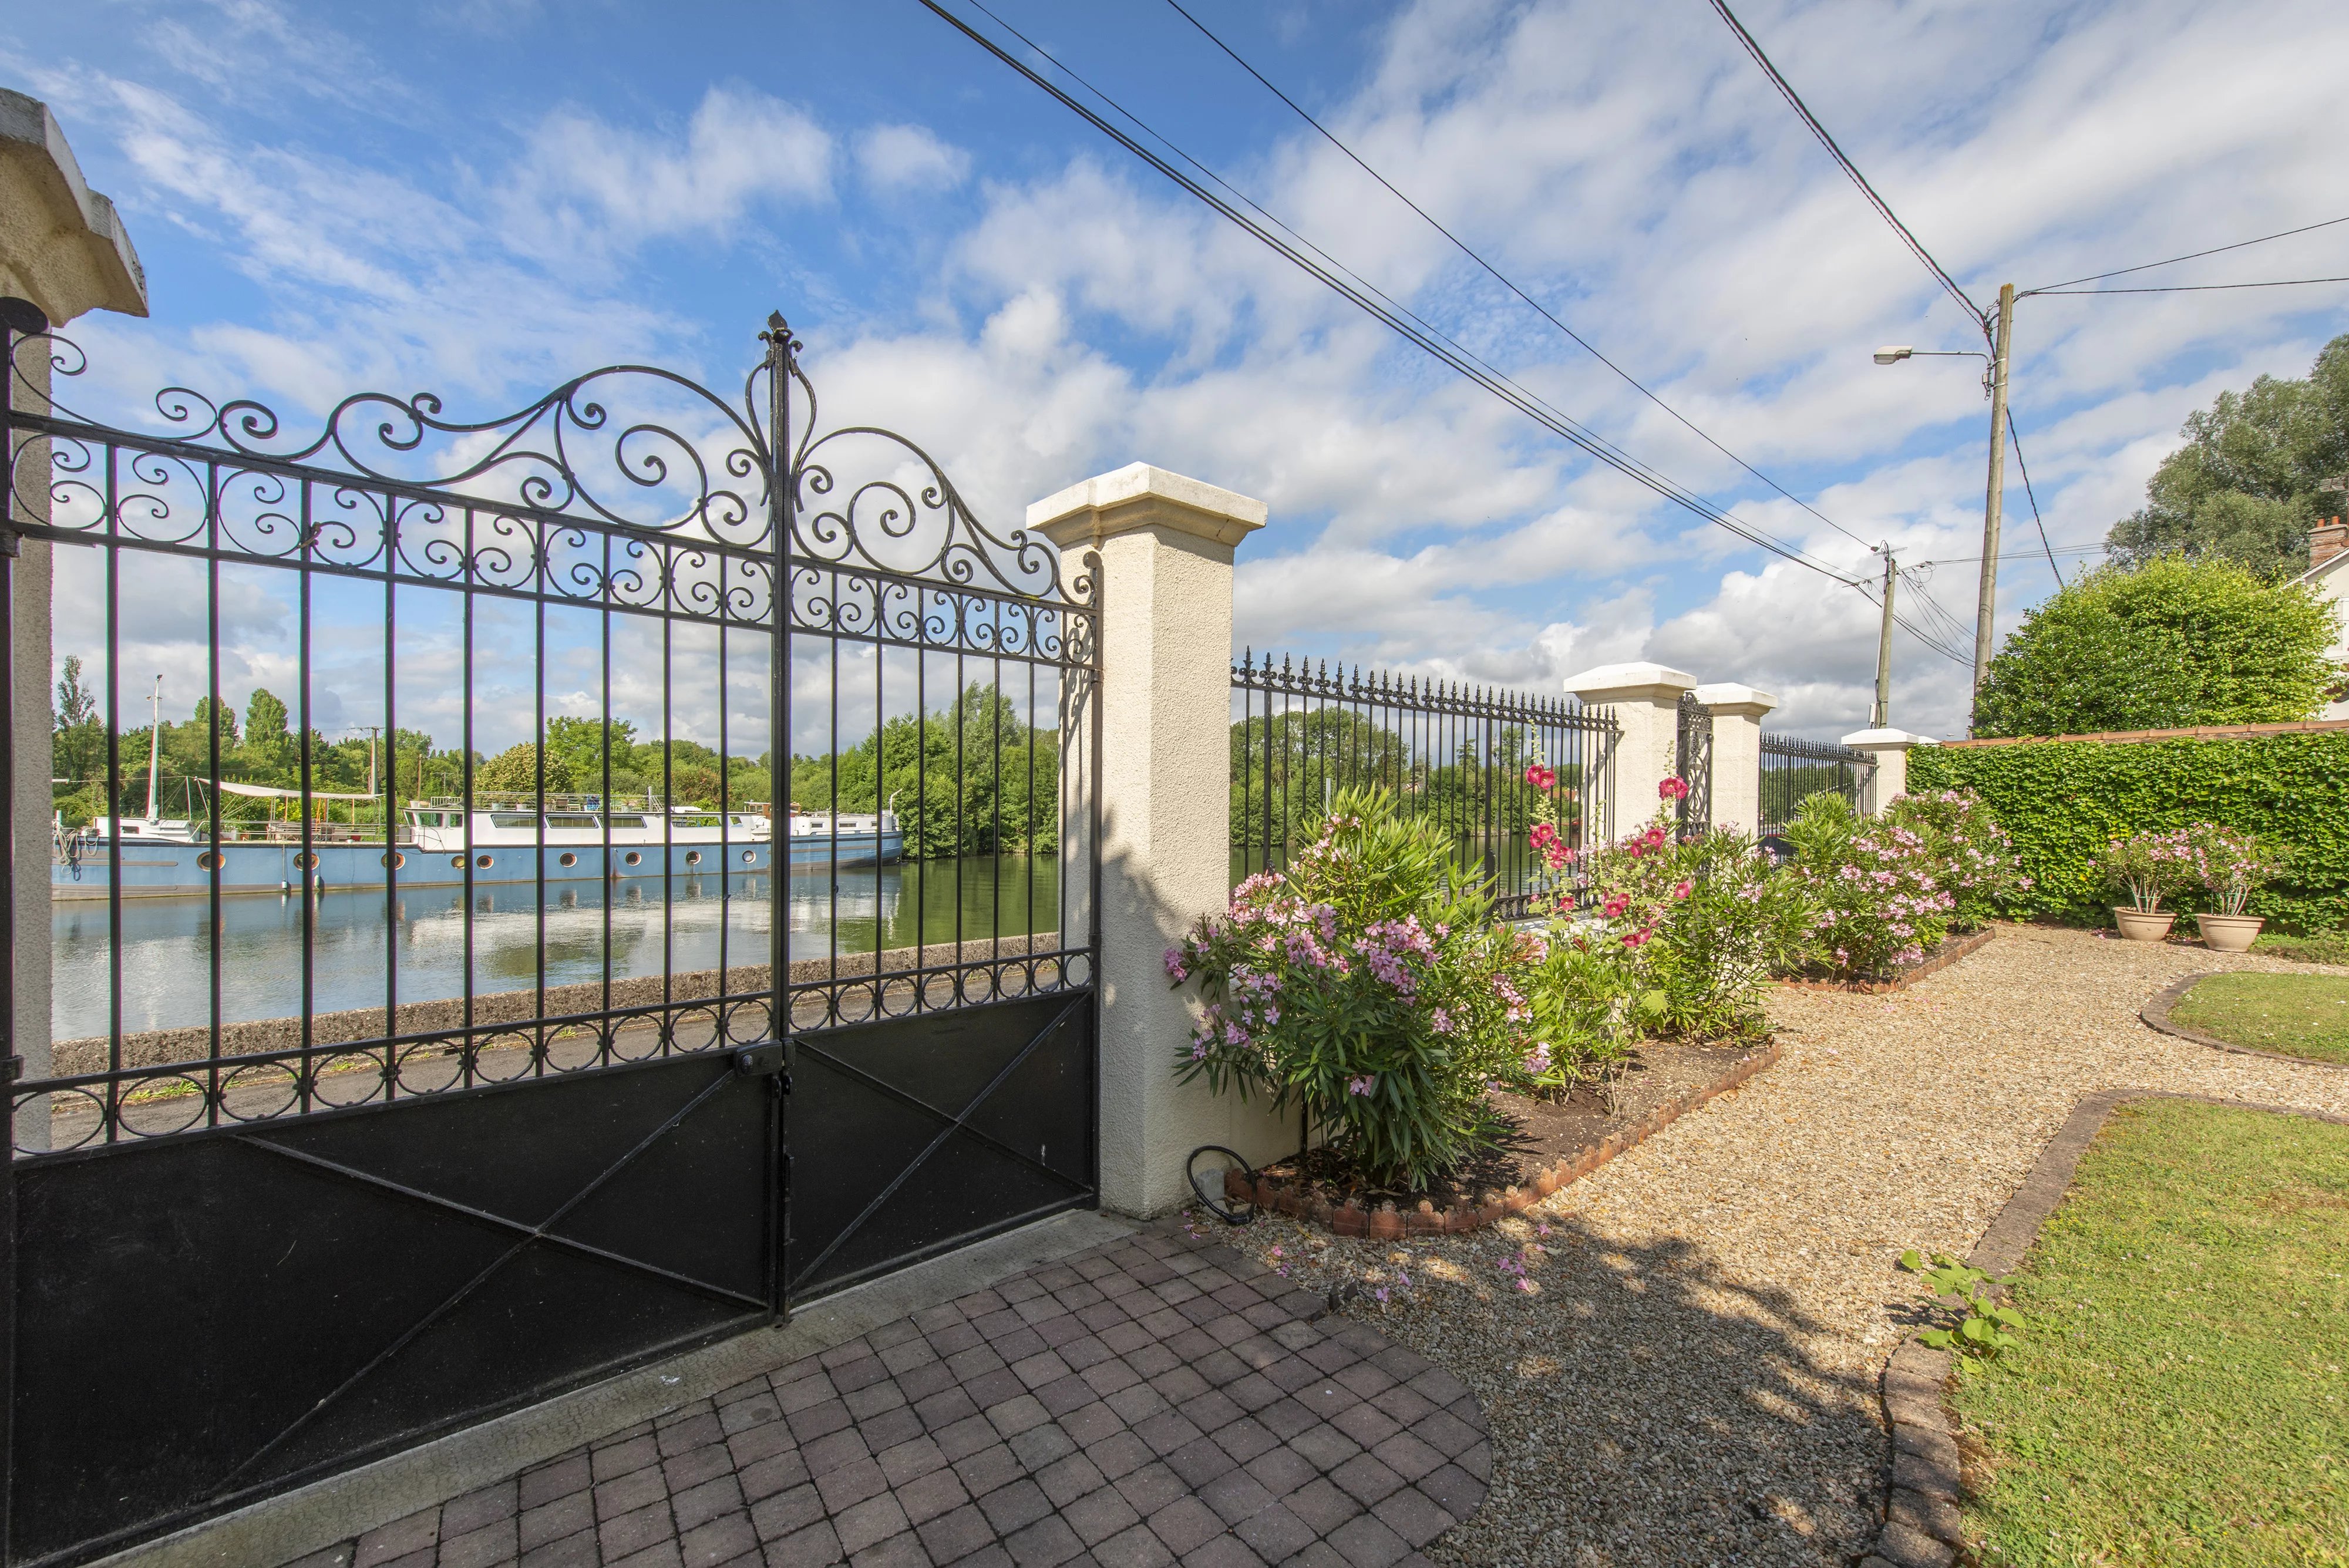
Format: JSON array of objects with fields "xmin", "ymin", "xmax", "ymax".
[
  {"xmin": 1524, "ymin": 1042, "xmax": 1552, "ymax": 1075},
  {"xmin": 1348, "ymin": 1075, "xmax": 1377, "ymax": 1096},
  {"xmin": 1163, "ymin": 948, "xmax": 1189, "ymax": 982}
]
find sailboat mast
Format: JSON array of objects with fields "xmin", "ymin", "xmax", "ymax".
[{"xmin": 146, "ymin": 674, "xmax": 163, "ymax": 822}]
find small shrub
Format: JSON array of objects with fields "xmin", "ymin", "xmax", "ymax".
[
  {"xmin": 1167, "ymin": 788, "xmax": 1537, "ymax": 1191},
  {"xmin": 1566, "ymin": 779, "xmax": 1810, "ymax": 1039},
  {"xmin": 1882, "ymin": 789, "xmax": 2030, "ymax": 931},
  {"xmin": 1784, "ymin": 795, "xmax": 1954, "ymax": 978},
  {"xmin": 2186, "ymin": 822, "xmax": 2284, "ymax": 916},
  {"xmin": 2097, "ymin": 826, "xmax": 2198, "ymax": 914}
]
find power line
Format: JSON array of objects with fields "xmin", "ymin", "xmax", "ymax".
[
  {"xmin": 918, "ymin": 0, "xmax": 1870, "ymax": 587},
  {"xmin": 2022, "ymin": 213, "xmax": 2349, "ymax": 295},
  {"xmin": 1704, "ymin": 0, "xmax": 1983, "ymax": 332},
  {"xmin": 2028, "ymin": 275, "xmax": 2349, "ymax": 297},
  {"xmin": 2003, "ymin": 418, "xmax": 2064, "ymax": 586},
  {"xmin": 1159, "ymin": 0, "xmax": 1876, "ymax": 554}
]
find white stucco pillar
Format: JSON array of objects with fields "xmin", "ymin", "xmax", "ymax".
[
  {"xmin": 1842, "ymin": 728, "xmax": 1934, "ymax": 816},
  {"xmin": 1031, "ymin": 463, "xmax": 1290, "ymax": 1219},
  {"xmin": 1564, "ymin": 662, "xmax": 1696, "ymax": 842},
  {"xmin": 1692, "ymin": 682, "xmax": 1776, "ymax": 837},
  {"xmin": 4, "ymin": 90, "xmax": 150, "ymax": 1149}
]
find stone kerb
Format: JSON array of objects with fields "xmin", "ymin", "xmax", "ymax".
[
  {"xmin": 1563, "ymin": 662, "xmax": 1697, "ymax": 839},
  {"xmin": 1840, "ymin": 727, "xmax": 1935, "ymax": 815},
  {"xmin": 1029, "ymin": 463, "xmax": 1290, "ymax": 1219},
  {"xmin": 1692, "ymin": 682, "xmax": 1776, "ymax": 837}
]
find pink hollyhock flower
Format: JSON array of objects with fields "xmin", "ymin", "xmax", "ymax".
[
  {"xmin": 1623, "ymin": 926, "xmax": 1653, "ymax": 947},
  {"xmin": 1671, "ymin": 880, "xmax": 1692, "ymax": 900},
  {"xmin": 1658, "ymin": 775, "xmax": 1690, "ymax": 800},
  {"xmin": 1525, "ymin": 762, "xmax": 1557, "ymax": 790},
  {"xmin": 1601, "ymin": 894, "xmax": 1631, "ymax": 919}
]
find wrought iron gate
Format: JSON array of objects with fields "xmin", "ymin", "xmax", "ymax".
[
  {"xmin": 0, "ymin": 307, "xmax": 1099, "ymax": 1566},
  {"xmin": 1674, "ymin": 691, "xmax": 1714, "ymax": 832}
]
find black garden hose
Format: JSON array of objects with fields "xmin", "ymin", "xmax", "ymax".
[{"xmin": 1186, "ymin": 1145, "xmax": 1259, "ymax": 1226}]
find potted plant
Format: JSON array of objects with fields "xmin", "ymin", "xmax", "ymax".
[
  {"xmin": 2096, "ymin": 828, "xmax": 2195, "ymax": 941},
  {"xmin": 2186, "ymin": 823, "xmax": 2283, "ymax": 952}
]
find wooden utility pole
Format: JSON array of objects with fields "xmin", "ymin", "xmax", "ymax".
[
  {"xmin": 1873, "ymin": 547, "xmax": 1896, "ymax": 728},
  {"xmin": 1971, "ymin": 282, "xmax": 2016, "ymax": 720}
]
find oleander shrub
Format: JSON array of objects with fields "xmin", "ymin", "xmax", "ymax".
[
  {"xmin": 1549, "ymin": 776, "xmax": 1812, "ymax": 1039},
  {"xmin": 1166, "ymin": 788, "xmax": 1543, "ymax": 1190},
  {"xmin": 1910, "ymin": 733, "xmax": 2349, "ymax": 932},
  {"xmin": 1783, "ymin": 795, "xmax": 1955, "ymax": 979}
]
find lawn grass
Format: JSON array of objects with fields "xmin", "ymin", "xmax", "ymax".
[
  {"xmin": 2168, "ymin": 973, "xmax": 2349, "ymax": 1065},
  {"xmin": 1947, "ymin": 1099, "xmax": 2349, "ymax": 1565},
  {"xmin": 2252, "ymin": 931, "xmax": 2349, "ymax": 967}
]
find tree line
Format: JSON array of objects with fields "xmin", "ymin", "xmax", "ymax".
[{"xmin": 51, "ymin": 655, "xmax": 769, "ymax": 830}]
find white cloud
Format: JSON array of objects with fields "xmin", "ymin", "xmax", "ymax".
[
  {"xmin": 503, "ymin": 85, "xmax": 833, "ymax": 257},
  {"xmin": 854, "ymin": 124, "xmax": 970, "ymax": 193}
]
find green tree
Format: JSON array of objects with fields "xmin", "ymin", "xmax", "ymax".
[
  {"xmin": 474, "ymin": 741, "xmax": 581, "ymax": 796},
  {"xmin": 2106, "ymin": 334, "xmax": 2349, "ymax": 577},
  {"xmin": 52, "ymin": 655, "xmax": 102, "ymax": 789},
  {"xmin": 1974, "ymin": 557, "xmax": 2339, "ymax": 737}
]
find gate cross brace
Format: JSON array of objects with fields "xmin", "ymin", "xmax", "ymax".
[
  {"xmin": 214, "ymin": 1066, "xmax": 747, "ymax": 1493},
  {"xmin": 789, "ymin": 992, "xmax": 1087, "ymax": 1291}
]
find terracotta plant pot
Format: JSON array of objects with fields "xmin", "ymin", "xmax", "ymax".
[
  {"xmin": 2112, "ymin": 907, "xmax": 2175, "ymax": 942},
  {"xmin": 2194, "ymin": 912, "xmax": 2264, "ymax": 953}
]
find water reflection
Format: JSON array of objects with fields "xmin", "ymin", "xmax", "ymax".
[{"xmin": 54, "ymin": 856, "xmax": 1061, "ymax": 1041}]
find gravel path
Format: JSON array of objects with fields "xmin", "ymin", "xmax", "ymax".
[{"xmin": 1218, "ymin": 926, "xmax": 2349, "ymax": 1567}]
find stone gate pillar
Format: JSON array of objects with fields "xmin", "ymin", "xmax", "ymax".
[
  {"xmin": 1842, "ymin": 728, "xmax": 1934, "ymax": 815},
  {"xmin": 1031, "ymin": 463, "xmax": 1290, "ymax": 1219},
  {"xmin": 1564, "ymin": 662, "xmax": 1697, "ymax": 842},
  {"xmin": 2, "ymin": 90, "xmax": 150, "ymax": 1148},
  {"xmin": 1692, "ymin": 682, "xmax": 1776, "ymax": 836}
]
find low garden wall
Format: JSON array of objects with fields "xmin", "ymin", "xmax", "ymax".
[{"xmin": 1912, "ymin": 729, "xmax": 2349, "ymax": 932}]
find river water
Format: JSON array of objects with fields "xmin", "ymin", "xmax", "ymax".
[{"xmin": 53, "ymin": 856, "xmax": 1061, "ymax": 1041}]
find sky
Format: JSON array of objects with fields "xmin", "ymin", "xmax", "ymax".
[{"xmin": 9, "ymin": 0, "xmax": 2349, "ymax": 760}]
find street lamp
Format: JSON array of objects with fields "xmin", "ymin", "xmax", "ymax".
[{"xmin": 1873, "ymin": 279, "xmax": 2019, "ymax": 726}]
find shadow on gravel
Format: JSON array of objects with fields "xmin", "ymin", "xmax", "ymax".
[{"xmin": 1405, "ymin": 1214, "xmax": 1887, "ymax": 1567}]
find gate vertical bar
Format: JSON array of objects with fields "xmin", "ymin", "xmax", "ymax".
[
  {"xmin": 0, "ymin": 304, "xmax": 27, "ymax": 1568},
  {"xmin": 763, "ymin": 312, "xmax": 796, "ymax": 1324}
]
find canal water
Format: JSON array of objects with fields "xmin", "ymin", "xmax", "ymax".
[{"xmin": 53, "ymin": 856, "xmax": 1061, "ymax": 1041}]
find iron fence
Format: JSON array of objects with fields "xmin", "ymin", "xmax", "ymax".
[
  {"xmin": 1759, "ymin": 730, "xmax": 1875, "ymax": 835},
  {"xmin": 1230, "ymin": 652, "xmax": 1617, "ymax": 920}
]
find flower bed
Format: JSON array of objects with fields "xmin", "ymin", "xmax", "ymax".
[
  {"xmin": 1169, "ymin": 772, "xmax": 2030, "ymax": 1218},
  {"xmin": 1221, "ymin": 1038, "xmax": 1779, "ymax": 1236}
]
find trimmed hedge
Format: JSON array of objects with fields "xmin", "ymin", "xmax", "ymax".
[{"xmin": 1909, "ymin": 733, "xmax": 2349, "ymax": 934}]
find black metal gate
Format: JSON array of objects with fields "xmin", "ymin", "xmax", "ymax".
[
  {"xmin": 0, "ymin": 306, "xmax": 1099, "ymax": 1565},
  {"xmin": 1675, "ymin": 691, "xmax": 1714, "ymax": 832}
]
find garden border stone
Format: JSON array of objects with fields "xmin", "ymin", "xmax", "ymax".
[
  {"xmin": 1858, "ymin": 1086, "xmax": 2349, "ymax": 1568},
  {"xmin": 1773, "ymin": 926, "xmax": 1995, "ymax": 995},
  {"xmin": 1225, "ymin": 1038, "xmax": 1782, "ymax": 1238},
  {"xmin": 2139, "ymin": 971, "xmax": 2349, "ymax": 1069}
]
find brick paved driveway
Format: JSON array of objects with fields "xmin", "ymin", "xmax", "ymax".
[{"xmin": 294, "ymin": 1225, "xmax": 1489, "ymax": 1568}]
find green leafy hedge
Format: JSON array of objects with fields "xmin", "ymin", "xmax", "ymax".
[{"xmin": 1909, "ymin": 735, "xmax": 2349, "ymax": 933}]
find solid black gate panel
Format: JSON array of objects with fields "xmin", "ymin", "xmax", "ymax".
[
  {"xmin": 786, "ymin": 991, "xmax": 1095, "ymax": 1303},
  {"xmin": 9, "ymin": 1055, "xmax": 776, "ymax": 1567}
]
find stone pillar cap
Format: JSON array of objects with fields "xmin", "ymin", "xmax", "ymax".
[
  {"xmin": 1841, "ymin": 727, "xmax": 1936, "ymax": 750},
  {"xmin": 1027, "ymin": 462, "xmax": 1267, "ymax": 553},
  {"xmin": 1563, "ymin": 662, "xmax": 1697, "ymax": 702},
  {"xmin": 0, "ymin": 89, "xmax": 148, "ymax": 323},
  {"xmin": 1692, "ymin": 682, "xmax": 1777, "ymax": 715}
]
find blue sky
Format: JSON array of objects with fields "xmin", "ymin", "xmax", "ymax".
[{"xmin": 11, "ymin": 0, "xmax": 2349, "ymax": 756}]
